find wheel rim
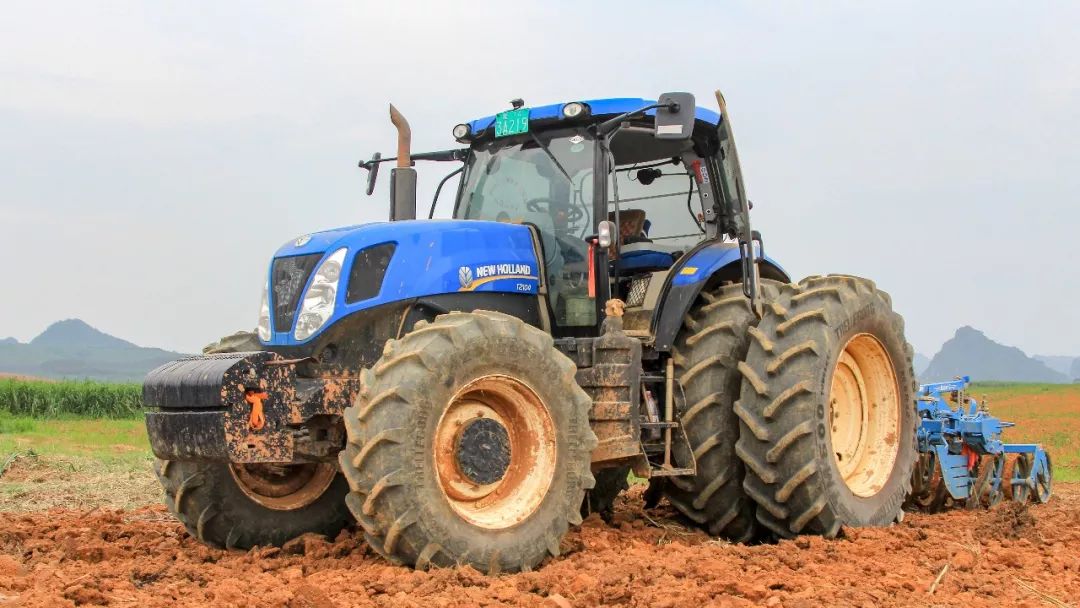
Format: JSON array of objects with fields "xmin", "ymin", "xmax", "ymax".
[
  {"xmin": 828, "ymin": 333, "xmax": 901, "ymax": 498},
  {"xmin": 433, "ymin": 375, "xmax": 557, "ymax": 530},
  {"xmin": 229, "ymin": 462, "xmax": 337, "ymax": 511}
]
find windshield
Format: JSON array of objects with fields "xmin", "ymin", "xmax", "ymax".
[
  {"xmin": 456, "ymin": 128, "xmax": 597, "ymax": 328},
  {"xmin": 456, "ymin": 128, "xmax": 595, "ymax": 239}
]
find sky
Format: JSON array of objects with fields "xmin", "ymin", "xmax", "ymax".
[{"xmin": 1, "ymin": 1, "xmax": 1078, "ymax": 357}]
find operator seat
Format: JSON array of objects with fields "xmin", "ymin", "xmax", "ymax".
[{"xmin": 610, "ymin": 209, "xmax": 678, "ymax": 272}]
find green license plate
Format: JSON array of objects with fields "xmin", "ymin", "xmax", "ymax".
[{"xmin": 494, "ymin": 108, "xmax": 530, "ymax": 137}]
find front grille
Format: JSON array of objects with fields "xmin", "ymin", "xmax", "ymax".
[
  {"xmin": 346, "ymin": 243, "xmax": 396, "ymax": 304},
  {"xmin": 272, "ymin": 253, "xmax": 322, "ymax": 333}
]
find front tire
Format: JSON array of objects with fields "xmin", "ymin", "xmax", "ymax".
[
  {"xmin": 340, "ymin": 310, "xmax": 596, "ymax": 573},
  {"xmin": 735, "ymin": 275, "xmax": 916, "ymax": 538}
]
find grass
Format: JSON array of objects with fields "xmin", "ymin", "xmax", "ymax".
[
  {"xmin": 969, "ymin": 382, "xmax": 1080, "ymax": 482},
  {"xmin": 0, "ymin": 412, "xmax": 150, "ymax": 463},
  {"xmin": 0, "ymin": 412, "xmax": 155, "ymax": 511},
  {"xmin": 0, "ymin": 378, "xmax": 142, "ymax": 419}
]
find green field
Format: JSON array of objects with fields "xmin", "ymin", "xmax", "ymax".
[
  {"xmin": 969, "ymin": 382, "xmax": 1080, "ymax": 482},
  {"xmin": 0, "ymin": 378, "xmax": 142, "ymax": 418},
  {"xmin": 0, "ymin": 412, "xmax": 154, "ymax": 511}
]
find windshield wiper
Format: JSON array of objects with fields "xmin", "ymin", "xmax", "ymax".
[{"xmin": 528, "ymin": 132, "xmax": 572, "ymax": 183}]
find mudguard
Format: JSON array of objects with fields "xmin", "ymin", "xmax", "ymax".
[{"xmin": 652, "ymin": 242, "xmax": 789, "ymax": 352}]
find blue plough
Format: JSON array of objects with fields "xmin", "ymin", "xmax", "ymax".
[{"xmin": 907, "ymin": 376, "xmax": 1053, "ymax": 511}]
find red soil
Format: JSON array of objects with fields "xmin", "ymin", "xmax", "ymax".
[{"xmin": 1, "ymin": 484, "xmax": 1077, "ymax": 607}]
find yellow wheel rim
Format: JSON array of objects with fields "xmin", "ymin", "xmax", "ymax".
[
  {"xmin": 829, "ymin": 333, "xmax": 901, "ymax": 498},
  {"xmin": 229, "ymin": 462, "xmax": 336, "ymax": 511},
  {"xmin": 433, "ymin": 375, "xmax": 556, "ymax": 530}
]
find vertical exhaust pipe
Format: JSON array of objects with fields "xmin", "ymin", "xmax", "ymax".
[{"xmin": 388, "ymin": 104, "xmax": 417, "ymax": 221}]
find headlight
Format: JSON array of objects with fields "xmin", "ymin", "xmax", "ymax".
[
  {"xmin": 257, "ymin": 281, "xmax": 271, "ymax": 341},
  {"xmin": 293, "ymin": 248, "xmax": 347, "ymax": 341},
  {"xmin": 452, "ymin": 123, "xmax": 471, "ymax": 142}
]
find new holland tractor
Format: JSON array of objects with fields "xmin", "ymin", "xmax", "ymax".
[{"xmin": 143, "ymin": 91, "xmax": 917, "ymax": 573}]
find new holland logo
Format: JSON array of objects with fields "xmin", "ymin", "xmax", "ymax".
[
  {"xmin": 457, "ymin": 263, "xmax": 535, "ymax": 291},
  {"xmin": 458, "ymin": 266, "xmax": 474, "ymax": 289}
]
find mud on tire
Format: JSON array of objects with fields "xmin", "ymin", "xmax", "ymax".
[
  {"xmin": 339, "ymin": 310, "xmax": 597, "ymax": 574},
  {"xmin": 154, "ymin": 459, "xmax": 351, "ymax": 549},
  {"xmin": 734, "ymin": 275, "xmax": 917, "ymax": 539},
  {"xmin": 664, "ymin": 281, "xmax": 779, "ymax": 542}
]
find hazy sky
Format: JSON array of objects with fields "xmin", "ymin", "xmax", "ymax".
[{"xmin": 2, "ymin": 2, "xmax": 1078, "ymax": 357}]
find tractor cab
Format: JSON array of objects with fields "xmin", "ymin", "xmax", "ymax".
[{"xmin": 365, "ymin": 93, "xmax": 785, "ymax": 342}]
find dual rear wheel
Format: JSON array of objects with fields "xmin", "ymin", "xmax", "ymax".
[{"xmin": 667, "ymin": 275, "xmax": 916, "ymax": 540}]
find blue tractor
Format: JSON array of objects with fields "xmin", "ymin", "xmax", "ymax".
[{"xmin": 144, "ymin": 91, "xmax": 918, "ymax": 572}]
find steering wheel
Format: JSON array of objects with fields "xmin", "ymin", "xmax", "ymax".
[{"xmin": 525, "ymin": 197, "xmax": 585, "ymax": 224}]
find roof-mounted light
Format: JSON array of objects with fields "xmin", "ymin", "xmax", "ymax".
[
  {"xmin": 452, "ymin": 123, "xmax": 471, "ymax": 143},
  {"xmin": 561, "ymin": 102, "xmax": 588, "ymax": 119}
]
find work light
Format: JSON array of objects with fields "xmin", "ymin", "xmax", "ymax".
[
  {"xmin": 294, "ymin": 248, "xmax": 347, "ymax": 341},
  {"xmin": 561, "ymin": 102, "xmax": 586, "ymax": 118},
  {"xmin": 453, "ymin": 123, "xmax": 471, "ymax": 142}
]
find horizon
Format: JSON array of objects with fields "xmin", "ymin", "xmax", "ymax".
[
  {"xmin": 5, "ymin": 317, "xmax": 1077, "ymax": 364},
  {"xmin": 2, "ymin": 2, "xmax": 1079, "ymax": 356}
]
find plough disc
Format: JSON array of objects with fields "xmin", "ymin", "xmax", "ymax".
[
  {"xmin": 1034, "ymin": 453, "xmax": 1053, "ymax": 504},
  {"xmin": 1006, "ymin": 454, "xmax": 1033, "ymax": 503}
]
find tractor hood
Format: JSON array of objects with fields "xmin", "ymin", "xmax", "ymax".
[{"xmin": 264, "ymin": 220, "xmax": 541, "ymax": 346}]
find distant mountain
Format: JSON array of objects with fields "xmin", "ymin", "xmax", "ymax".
[
  {"xmin": 913, "ymin": 352, "xmax": 930, "ymax": 376},
  {"xmin": 1034, "ymin": 355, "xmax": 1077, "ymax": 378},
  {"xmin": 0, "ymin": 337, "xmax": 18, "ymax": 345},
  {"xmin": 920, "ymin": 326, "xmax": 1069, "ymax": 384},
  {"xmin": 0, "ymin": 319, "xmax": 189, "ymax": 382},
  {"xmin": 1072, "ymin": 359, "xmax": 1080, "ymax": 382}
]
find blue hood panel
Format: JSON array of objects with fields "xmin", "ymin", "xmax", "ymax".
[{"xmin": 266, "ymin": 220, "xmax": 540, "ymax": 346}]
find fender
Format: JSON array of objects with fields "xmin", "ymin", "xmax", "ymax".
[{"xmin": 652, "ymin": 241, "xmax": 789, "ymax": 352}]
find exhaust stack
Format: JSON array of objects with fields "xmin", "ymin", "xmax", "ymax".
[{"xmin": 388, "ymin": 104, "xmax": 417, "ymax": 221}]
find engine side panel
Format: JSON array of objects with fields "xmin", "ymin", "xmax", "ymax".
[{"xmin": 266, "ymin": 220, "xmax": 542, "ymax": 346}]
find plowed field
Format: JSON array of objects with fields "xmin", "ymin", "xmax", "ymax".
[{"xmin": 1, "ymin": 483, "xmax": 1077, "ymax": 607}]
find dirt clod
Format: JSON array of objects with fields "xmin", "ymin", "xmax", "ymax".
[{"xmin": 977, "ymin": 500, "xmax": 1038, "ymax": 541}]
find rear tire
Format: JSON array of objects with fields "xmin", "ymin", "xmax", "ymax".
[
  {"xmin": 735, "ymin": 275, "xmax": 917, "ymax": 538},
  {"xmin": 339, "ymin": 310, "xmax": 596, "ymax": 573},
  {"xmin": 155, "ymin": 459, "xmax": 351, "ymax": 549},
  {"xmin": 663, "ymin": 281, "xmax": 779, "ymax": 541}
]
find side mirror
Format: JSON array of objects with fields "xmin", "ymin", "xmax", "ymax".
[
  {"xmin": 364, "ymin": 152, "xmax": 382, "ymax": 196},
  {"xmin": 654, "ymin": 92, "xmax": 695, "ymax": 141}
]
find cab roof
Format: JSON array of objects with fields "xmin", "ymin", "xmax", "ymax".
[{"xmin": 466, "ymin": 97, "xmax": 722, "ymax": 134}]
